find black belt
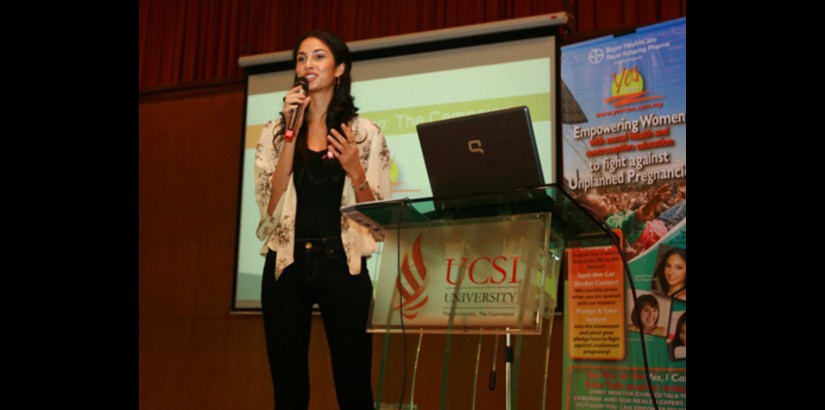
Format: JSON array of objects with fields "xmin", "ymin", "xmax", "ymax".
[
  {"xmin": 295, "ymin": 236, "xmax": 343, "ymax": 252},
  {"xmin": 295, "ymin": 236, "xmax": 345, "ymax": 281}
]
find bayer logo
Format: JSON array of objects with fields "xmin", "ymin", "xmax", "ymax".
[{"xmin": 589, "ymin": 48, "xmax": 604, "ymax": 64}]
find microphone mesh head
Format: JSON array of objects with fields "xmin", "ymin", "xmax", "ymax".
[{"xmin": 295, "ymin": 77, "xmax": 309, "ymax": 94}]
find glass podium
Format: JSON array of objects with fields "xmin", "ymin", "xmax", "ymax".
[{"xmin": 341, "ymin": 184, "xmax": 613, "ymax": 410}]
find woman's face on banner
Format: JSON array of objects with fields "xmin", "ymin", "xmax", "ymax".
[
  {"xmin": 664, "ymin": 253, "xmax": 686, "ymax": 288},
  {"xmin": 640, "ymin": 302, "xmax": 659, "ymax": 331}
]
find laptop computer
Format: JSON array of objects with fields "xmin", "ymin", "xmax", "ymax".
[
  {"xmin": 339, "ymin": 106, "xmax": 549, "ymax": 230},
  {"xmin": 417, "ymin": 106, "xmax": 545, "ymax": 200}
]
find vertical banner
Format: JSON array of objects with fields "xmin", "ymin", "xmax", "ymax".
[{"xmin": 560, "ymin": 18, "xmax": 686, "ymax": 410}]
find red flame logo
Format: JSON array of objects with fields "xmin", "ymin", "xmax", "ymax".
[{"xmin": 393, "ymin": 234, "xmax": 429, "ymax": 320}]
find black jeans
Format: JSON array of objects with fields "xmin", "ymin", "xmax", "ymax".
[{"xmin": 261, "ymin": 237, "xmax": 375, "ymax": 410}]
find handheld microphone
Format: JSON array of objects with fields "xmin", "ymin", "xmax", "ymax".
[{"xmin": 284, "ymin": 76, "xmax": 309, "ymax": 140}]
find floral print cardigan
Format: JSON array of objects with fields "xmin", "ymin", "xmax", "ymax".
[{"xmin": 254, "ymin": 116, "xmax": 391, "ymax": 280}]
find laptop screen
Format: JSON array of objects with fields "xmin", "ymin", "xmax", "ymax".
[{"xmin": 416, "ymin": 106, "xmax": 545, "ymax": 199}]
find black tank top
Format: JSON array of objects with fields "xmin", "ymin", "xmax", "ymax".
[{"xmin": 293, "ymin": 148, "xmax": 345, "ymax": 239}]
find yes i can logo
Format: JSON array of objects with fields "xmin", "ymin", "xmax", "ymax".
[{"xmin": 604, "ymin": 65, "xmax": 663, "ymax": 107}]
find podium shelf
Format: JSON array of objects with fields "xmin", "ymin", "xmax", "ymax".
[{"xmin": 342, "ymin": 184, "xmax": 610, "ymax": 242}]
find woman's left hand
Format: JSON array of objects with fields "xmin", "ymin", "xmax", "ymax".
[{"xmin": 328, "ymin": 123, "xmax": 365, "ymax": 179}]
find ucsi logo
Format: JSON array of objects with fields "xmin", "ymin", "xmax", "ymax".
[
  {"xmin": 393, "ymin": 235, "xmax": 429, "ymax": 320},
  {"xmin": 393, "ymin": 235, "xmax": 526, "ymax": 320},
  {"xmin": 445, "ymin": 256, "xmax": 521, "ymax": 285},
  {"xmin": 604, "ymin": 65, "xmax": 663, "ymax": 108}
]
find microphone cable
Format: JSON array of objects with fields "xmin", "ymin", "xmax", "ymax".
[{"xmin": 575, "ymin": 203, "xmax": 660, "ymax": 410}]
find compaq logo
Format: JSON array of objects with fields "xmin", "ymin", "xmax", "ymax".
[{"xmin": 468, "ymin": 139, "xmax": 484, "ymax": 154}]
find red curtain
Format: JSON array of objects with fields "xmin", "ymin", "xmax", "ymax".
[{"xmin": 139, "ymin": 0, "xmax": 685, "ymax": 90}]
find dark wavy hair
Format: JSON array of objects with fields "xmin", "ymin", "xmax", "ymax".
[
  {"xmin": 274, "ymin": 30, "xmax": 360, "ymax": 184},
  {"xmin": 294, "ymin": 30, "xmax": 358, "ymax": 136},
  {"xmin": 630, "ymin": 294, "xmax": 660, "ymax": 329},
  {"xmin": 651, "ymin": 247, "xmax": 686, "ymax": 296},
  {"xmin": 670, "ymin": 311, "xmax": 686, "ymax": 349}
]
